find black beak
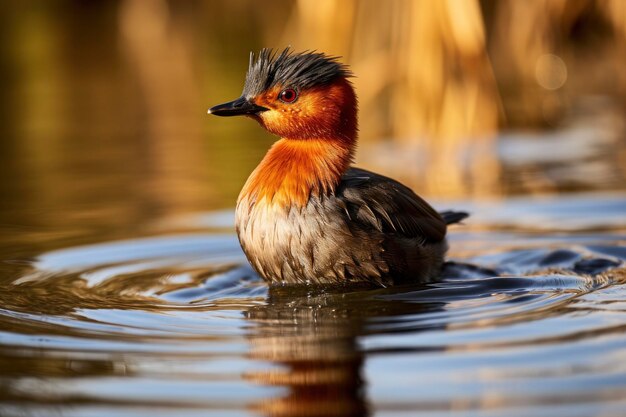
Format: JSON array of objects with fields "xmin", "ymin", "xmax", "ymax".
[{"xmin": 207, "ymin": 96, "xmax": 268, "ymax": 117}]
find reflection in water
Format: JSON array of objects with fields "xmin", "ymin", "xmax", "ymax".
[
  {"xmin": 245, "ymin": 285, "xmax": 445, "ymax": 417},
  {"xmin": 245, "ymin": 286, "xmax": 373, "ymax": 417}
]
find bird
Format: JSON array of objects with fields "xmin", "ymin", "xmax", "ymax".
[{"xmin": 208, "ymin": 48, "xmax": 468, "ymax": 286}]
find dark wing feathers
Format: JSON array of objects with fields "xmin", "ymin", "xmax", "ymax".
[{"xmin": 338, "ymin": 168, "xmax": 448, "ymax": 244}]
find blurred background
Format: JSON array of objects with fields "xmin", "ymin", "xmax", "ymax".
[{"xmin": 0, "ymin": 0, "xmax": 625, "ymax": 249}]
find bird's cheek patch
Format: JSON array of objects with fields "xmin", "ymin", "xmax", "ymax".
[{"xmin": 258, "ymin": 111, "xmax": 285, "ymax": 133}]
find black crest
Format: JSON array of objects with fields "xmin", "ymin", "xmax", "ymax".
[{"xmin": 242, "ymin": 48, "xmax": 352, "ymax": 98}]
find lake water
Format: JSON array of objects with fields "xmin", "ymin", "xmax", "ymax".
[
  {"xmin": 1, "ymin": 126, "xmax": 625, "ymax": 417},
  {"xmin": 1, "ymin": 192, "xmax": 625, "ymax": 417},
  {"xmin": 0, "ymin": 70, "xmax": 625, "ymax": 417}
]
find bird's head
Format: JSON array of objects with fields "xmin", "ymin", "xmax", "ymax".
[{"xmin": 208, "ymin": 49, "xmax": 357, "ymax": 142}]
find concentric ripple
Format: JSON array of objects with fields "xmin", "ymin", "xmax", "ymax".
[{"xmin": 0, "ymin": 229, "xmax": 625, "ymax": 417}]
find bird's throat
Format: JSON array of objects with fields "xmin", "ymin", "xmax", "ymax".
[{"xmin": 238, "ymin": 138, "xmax": 354, "ymax": 208}]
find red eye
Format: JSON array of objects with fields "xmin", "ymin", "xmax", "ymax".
[{"xmin": 279, "ymin": 88, "xmax": 298, "ymax": 103}]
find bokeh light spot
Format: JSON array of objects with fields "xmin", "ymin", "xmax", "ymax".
[{"xmin": 535, "ymin": 54, "xmax": 568, "ymax": 90}]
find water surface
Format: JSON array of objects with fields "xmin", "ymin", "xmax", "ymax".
[
  {"xmin": 1, "ymin": 190, "xmax": 625, "ymax": 417},
  {"xmin": 0, "ymin": 121, "xmax": 625, "ymax": 415}
]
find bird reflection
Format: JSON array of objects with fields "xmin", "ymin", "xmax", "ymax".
[{"xmin": 243, "ymin": 284, "xmax": 446, "ymax": 417}]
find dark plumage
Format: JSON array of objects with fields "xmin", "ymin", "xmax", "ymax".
[
  {"xmin": 339, "ymin": 168, "xmax": 462, "ymax": 245},
  {"xmin": 208, "ymin": 49, "xmax": 468, "ymax": 286},
  {"xmin": 242, "ymin": 48, "xmax": 351, "ymax": 97}
]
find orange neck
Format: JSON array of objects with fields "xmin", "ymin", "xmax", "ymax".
[{"xmin": 238, "ymin": 137, "xmax": 354, "ymax": 208}]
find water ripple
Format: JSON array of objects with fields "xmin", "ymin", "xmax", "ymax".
[{"xmin": 0, "ymin": 230, "xmax": 624, "ymax": 417}]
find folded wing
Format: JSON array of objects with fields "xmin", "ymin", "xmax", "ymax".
[{"xmin": 337, "ymin": 168, "xmax": 449, "ymax": 245}]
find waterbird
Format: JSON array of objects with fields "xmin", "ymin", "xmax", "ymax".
[{"xmin": 208, "ymin": 49, "xmax": 468, "ymax": 286}]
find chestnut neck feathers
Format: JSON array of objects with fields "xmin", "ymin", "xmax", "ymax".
[
  {"xmin": 237, "ymin": 50, "xmax": 358, "ymax": 209},
  {"xmin": 239, "ymin": 137, "xmax": 354, "ymax": 208}
]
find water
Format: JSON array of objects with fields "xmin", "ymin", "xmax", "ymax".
[
  {"xmin": 0, "ymin": 187, "xmax": 625, "ymax": 416},
  {"xmin": 1, "ymin": 107, "xmax": 625, "ymax": 416}
]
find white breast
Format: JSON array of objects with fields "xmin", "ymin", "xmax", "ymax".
[{"xmin": 235, "ymin": 195, "xmax": 390, "ymax": 285}]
